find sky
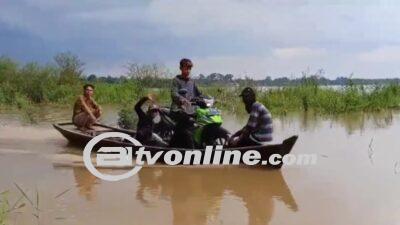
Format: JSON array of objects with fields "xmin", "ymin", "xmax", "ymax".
[{"xmin": 1, "ymin": 0, "xmax": 400, "ymax": 79}]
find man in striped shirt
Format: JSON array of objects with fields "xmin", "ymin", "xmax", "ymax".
[{"xmin": 229, "ymin": 87, "xmax": 273, "ymax": 147}]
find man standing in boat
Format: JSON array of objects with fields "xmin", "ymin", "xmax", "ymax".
[
  {"xmin": 72, "ymin": 84, "xmax": 102, "ymax": 131},
  {"xmin": 169, "ymin": 58, "xmax": 202, "ymax": 148},
  {"xmin": 170, "ymin": 58, "xmax": 202, "ymax": 112},
  {"xmin": 229, "ymin": 87, "xmax": 273, "ymax": 147}
]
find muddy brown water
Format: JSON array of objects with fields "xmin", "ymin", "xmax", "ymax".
[{"xmin": 0, "ymin": 106, "xmax": 400, "ymax": 225}]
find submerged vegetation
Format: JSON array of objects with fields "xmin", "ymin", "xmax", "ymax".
[
  {"xmin": 258, "ymin": 84, "xmax": 400, "ymax": 115},
  {"xmin": 0, "ymin": 193, "xmax": 7, "ymax": 225},
  {"xmin": 0, "ymin": 54, "xmax": 399, "ymax": 123}
]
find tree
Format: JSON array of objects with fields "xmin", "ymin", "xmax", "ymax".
[
  {"xmin": 54, "ymin": 52, "xmax": 84, "ymax": 85},
  {"xmin": 126, "ymin": 63, "xmax": 168, "ymax": 87},
  {"xmin": 87, "ymin": 74, "xmax": 97, "ymax": 82},
  {"xmin": 224, "ymin": 74, "xmax": 234, "ymax": 82}
]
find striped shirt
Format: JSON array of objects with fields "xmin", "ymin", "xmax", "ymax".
[{"xmin": 246, "ymin": 102, "xmax": 273, "ymax": 142}]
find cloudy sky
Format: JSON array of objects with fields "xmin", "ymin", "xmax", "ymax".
[{"xmin": 1, "ymin": 0, "xmax": 400, "ymax": 79}]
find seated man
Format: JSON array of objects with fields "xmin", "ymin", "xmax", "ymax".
[
  {"xmin": 229, "ymin": 87, "xmax": 273, "ymax": 147},
  {"xmin": 135, "ymin": 95, "xmax": 168, "ymax": 146},
  {"xmin": 72, "ymin": 84, "xmax": 101, "ymax": 131}
]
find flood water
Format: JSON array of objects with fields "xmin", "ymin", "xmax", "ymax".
[{"xmin": 0, "ymin": 106, "xmax": 400, "ymax": 225}]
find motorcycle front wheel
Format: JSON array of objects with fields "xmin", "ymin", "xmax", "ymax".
[{"xmin": 201, "ymin": 124, "xmax": 230, "ymax": 147}]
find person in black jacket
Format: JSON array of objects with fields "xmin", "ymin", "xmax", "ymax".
[{"xmin": 134, "ymin": 95, "xmax": 167, "ymax": 146}]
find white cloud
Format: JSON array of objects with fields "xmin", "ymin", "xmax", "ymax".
[
  {"xmin": 1, "ymin": 0, "xmax": 400, "ymax": 78},
  {"xmin": 358, "ymin": 46, "xmax": 400, "ymax": 63},
  {"xmin": 273, "ymin": 47, "xmax": 327, "ymax": 59}
]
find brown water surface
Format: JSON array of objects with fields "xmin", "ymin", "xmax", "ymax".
[{"xmin": 0, "ymin": 107, "xmax": 399, "ymax": 225}]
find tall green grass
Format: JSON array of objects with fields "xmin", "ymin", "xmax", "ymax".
[
  {"xmin": 119, "ymin": 83, "xmax": 400, "ymax": 128},
  {"xmin": 0, "ymin": 57, "xmax": 144, "ymax": 107},
  {"xmin": 257, "ymin": 84, "xmax": 400, "ymax": 115}
]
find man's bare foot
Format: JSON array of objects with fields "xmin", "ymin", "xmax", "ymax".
[
  {"xmin": 84, "ymin": 125, "xmax": 97, "ymax": 135},
  {"xmin": 86, "ymin": 130, "xmax": 96, "ymax": 136},
  {"xmin": 77, "ymin": 127, "xmax": 87, "ymax": 132}
]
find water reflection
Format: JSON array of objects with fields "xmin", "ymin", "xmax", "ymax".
[
  {"xmin": 72, "ymin": 167, "xmax": 99, "ymax": 201},
  {"xmin": 52, "ymin": 163, "xmax": 100, "ymax": 202},
  {"xmin": 1, "ymin": 105, "xmax": 396, "ymax": 136},
  {"xmin": 136, "ymin": 167, "xmax": 297, "ymax": 225},
  {"xmin": 275, "ymin": 110, "xmax": 396, "ymax": 135}
]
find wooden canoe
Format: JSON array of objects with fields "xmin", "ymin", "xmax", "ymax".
[{"xmin": 53, "ymin": 122, "xmax": 298, "ymax": 169}]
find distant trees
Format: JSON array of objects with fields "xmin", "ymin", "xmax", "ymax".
[
  {"xmin": 87, "ymin": 74, "xmax": 97, "ymax": 82},
  {"xmin": 49, "ymin": 55, "xmax": 400, "ymax": 88},
  {"xmin": 193, "ymin": 73, "xmax": 400, "ymax": 87},
  {"xmin": 195, "ymin": 73, "xmax": 236, "ymax": 85},
  {"xmin": 54, "ymin": 52, "xmax": 84, "ymax": 85},
  {"xmin": 125, "ymin": 63, "xmax": 169, "ymax": 87}
]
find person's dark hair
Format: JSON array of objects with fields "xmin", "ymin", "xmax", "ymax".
[
  {"xmin": 83, "ymin": 84, "xmax": 95, "ymax": 90},
  {"xmin": 240, "ymin": 87, "xmax": 256, "ymax": 102},
  {"xmin": 179, "ymin": 58, "xmax": 193, "ymax": 68}
]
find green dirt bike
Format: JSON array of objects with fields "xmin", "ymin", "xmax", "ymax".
[
  {"xmin": 192, "ymin": 97, "xmax": 229, "ymax": 147},
  {"xmin": 155, "ymin": 94, "xmax": 230, "ymax": 148}
]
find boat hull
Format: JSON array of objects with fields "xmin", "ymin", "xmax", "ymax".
[{"xmin": 53, "ymin": 122, "xmax": 298, "ymax": 169}]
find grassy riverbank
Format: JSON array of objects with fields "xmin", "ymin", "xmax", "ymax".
[
  {"xmin": 1, "ymin": 56, "xmax": 400, "ymax": 119},
  {"xmin": 257, "ymin": 84, "xmax": 400, "ymax": 114}
]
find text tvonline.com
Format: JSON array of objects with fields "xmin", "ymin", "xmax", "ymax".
[
  {"xmin": 102, "ymin": 146, "xmax": 318, "ymax": 167},
  {"xmin": 83, "ymin": 132, "xmax": 317, "ymax": 181}
]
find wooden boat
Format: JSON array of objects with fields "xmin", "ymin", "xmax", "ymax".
[{"xmin": 53, "ymin": 122, "xmax": 298, "ymax": 169}]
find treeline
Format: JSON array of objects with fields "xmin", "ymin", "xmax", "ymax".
[
  {"xmin": 195, "ymin": 73, "xmax": 400, "ymax": 86},
  {"xmin": 85, "ymin": 71, "xmax": 400, "ymax": 87}
]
